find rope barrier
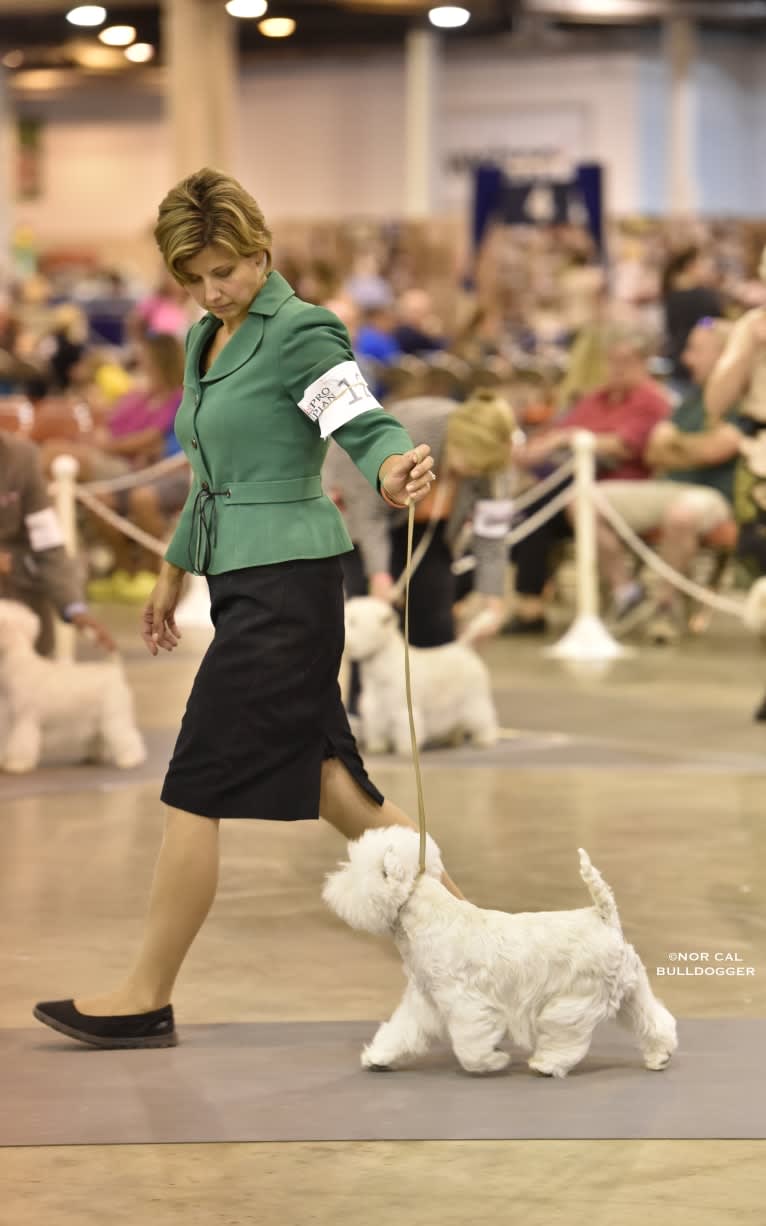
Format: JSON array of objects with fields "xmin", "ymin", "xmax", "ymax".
[
  {"xmin": 591, "ymin": 486, "xmax": 745, "ymax": 619},
  {"xmin": 74, "ymin": 485, "xmax": 168, "ymax": 558},
  {"xmin": 79, "ymin": 452, "xmax": 189, "ymax": 496},
  {"xmin": 509, "ymin": 456, "xmax": 575, "ymax": 514}
]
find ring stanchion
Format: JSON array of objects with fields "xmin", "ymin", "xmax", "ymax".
[
  {"xmin": 546, "ymin": 430, "xmax": 632, "ymax": 666},
  {"xmin": 50, "ymin": 453, "xmax": 80, "ymax": 662}
]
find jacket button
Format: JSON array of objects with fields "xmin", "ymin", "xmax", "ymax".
[
  {"xmin": 191, "ymin": 438, "xmax": 198, "ymax": 449},
  {"xmin": 202, "ymin": 481, "xmax": 209, "ymax": 491}
]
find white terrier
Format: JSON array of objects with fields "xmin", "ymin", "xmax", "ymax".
[
  {"xmin": 343, "ymin": 596, "xmax": 498, "ymax": 753},
  {"xmin": 0, "ymin": 599, "xmax": 146, "ymax": 773},
  {"xmin": 323, "ymin": 827, "xmax": 678, "ymax": 1078}
]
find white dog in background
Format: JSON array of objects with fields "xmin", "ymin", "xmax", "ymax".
[
  {"xmin": 323, "ymin": 827, "xmax": 678, "ymax": 1078},
  {"xmin": 0, "ymin": 599, "xmax": 146, "ymax": 773},
  {"xmin": 343, "ymin": 596, "xmax": 499, "ymax": 753}
]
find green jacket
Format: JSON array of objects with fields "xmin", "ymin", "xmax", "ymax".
[{"xmin": 165, "ymin": 271, "xmax": 413, "ymax": 574}]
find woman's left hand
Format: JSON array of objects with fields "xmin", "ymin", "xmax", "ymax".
[{"xmin": 379, "ymin": 445, "xmax": 436, "ymax": 507}]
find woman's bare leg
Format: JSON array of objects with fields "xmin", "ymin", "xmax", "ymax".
[
  {"xmin": 76, "ymin": 807, "xmax": 220, "ymax": 1015},
  {"xmin": 319, "ymin": 757, "xmax": 465, "ymax": 899}
]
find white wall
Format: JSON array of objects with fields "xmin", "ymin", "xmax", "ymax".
[
  {"xmin": 17, "ymin": 115, "xmax": 170, "ymax": 241},
  {"xmin": 441, "ymin": 50, "xmax": 640, "ymax": 215},
  {"xmin": 11, "ymin": 45, "xmax": 644, "ymax": 246},
  {"xmin": 637, "ymin": 30, "xmax": 766, "ymax": 216},
  {"xmin": 694, "ymin": 34, "xmax": 765, "ymax": 216},
  {"xmin": 236, "ymin": 53, "xmax": 406, "ymax": 220},
  {"xmin": 8, "ymin": 32, "xmax": 766, "ymax": 253}
]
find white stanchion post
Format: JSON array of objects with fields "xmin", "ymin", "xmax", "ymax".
[
  {"xmin": 546, "ymin": 430, "xmax": 631, "ymax": 663},
  {"xmin": 50, "ymin": 453, "xmax": 80, "ymax": 661}
]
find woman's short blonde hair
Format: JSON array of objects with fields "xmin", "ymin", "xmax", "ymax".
[
  {"xmin": 154, "ymin": 167, "xmax": 272, "ymax": 282},
  {"xmin": 446, "ymin": 388, "xmax": 515, "ymax": 476}
]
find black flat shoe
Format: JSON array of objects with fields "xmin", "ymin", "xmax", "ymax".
[{"xmin": 33, "ymin": 1000, "xmax": 178, "ymax": 1049}]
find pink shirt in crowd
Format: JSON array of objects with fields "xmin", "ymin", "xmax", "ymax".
[
  {"xmin": 108, "ymin": 388, "xmax": 182, "ymax": 440},
  {"xmin": 563, "ymin": 381, "xmax": 669, "ymax": 481}
]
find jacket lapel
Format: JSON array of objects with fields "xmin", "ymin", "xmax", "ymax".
[
  {"xmin": 196, "ymin": 270, "xmax": 295, "ymax": 386},
  {"xmin": 200, "ymin": 313, "xmax": 265, "ymax": 385}
]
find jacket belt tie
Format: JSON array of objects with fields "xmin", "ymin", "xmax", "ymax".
[{"xmin": 188, "ymin": 483, "xmax": 230, "ymax": 575}]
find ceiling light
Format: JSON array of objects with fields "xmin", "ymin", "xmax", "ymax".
[
  {"xmin": 225, "ymin": 0, "xmax": 268, "ymax": 17},
  {"xmin": 258, "ymin": 16, "xmax": 295, "ymax": 37},
  {"xmin": 2, "ymin": 50, "xmax": 24, "ymax": 68},
  {"xmin": 124, "ymin": 42, "xmax": 155, "ymax": 62},
  {"xmin": 70, "ymin": 41, "xmax": 125, "ymax": 68},
  {"xmin": 66, "ymin": 5, "xmax": 107, "ymax": 26},
  {"xmin": 428, "ymin": 5, "xmax": 470, "ymax": 28},
  {"xmin": 98, "ymin": 24, "xmax": 136, "ymax": 45}
]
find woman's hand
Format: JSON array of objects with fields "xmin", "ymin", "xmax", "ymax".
[
  {"xmin": 142, "ymin": 565, "xmax": 185, "ymax": 656},
  {"xmin": 378, "ymin": 445, "xmax": 436, "ymax": 507}
]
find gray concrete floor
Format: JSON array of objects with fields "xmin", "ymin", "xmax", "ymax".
[{"xmin": 1, "ymin": 605, "xmax": 764, "ymax": 1224}]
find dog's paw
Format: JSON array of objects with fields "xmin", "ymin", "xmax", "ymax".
[
  {"xmin": 528, "ymin": 1056, "xmax": 568, "ymax": 1078},
  {"xmin": 471, "ymin": 731, "xmax": 499, "ymax": 749},
  {"xmin": 361, "ymin": 1046, "xmax": 393, "ymax": 1071},
  {"xmin": 460, "ymin": 1049, "xmax": 510, "ymax": 1075},
  {"xmin": 643, "ymin": 1048, "xmax": 674, "ymax": 1071},
  {"xmin": 113, "ymin": 748, "xmax": 147, "ymax": 770}
]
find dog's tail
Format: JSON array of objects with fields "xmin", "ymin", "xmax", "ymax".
[{"xmin": 578, "ymin": 848, "xmax": 623, "ymax": 934}]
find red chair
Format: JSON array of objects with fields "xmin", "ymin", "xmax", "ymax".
[
  {"xmin": 0, "ymin": 395, "xmax": 35, "ymax": 436},
  {"xmin": 30, "ymin": 396, "xmax": 94, "ymax": 444}
]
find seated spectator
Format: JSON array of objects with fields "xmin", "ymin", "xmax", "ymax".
[
  {"xmin": 0, "ymin": 429, "xmax": 114, "ymax": 655},
  {"xmin": 355, "ymin": 302, "xmax": 402, "ymax": 366},
  {"xmin": 44, "ymin": 333, "xmax": 184, "ymax": 483},
  {"xmin": 507, "ymin": 328, "xmax": 669, "ymax": 632},
  {"xmin": 393, "ymin": 289, "xmax": 446, "ymax": 356},
  {"xmin": 43, "ymin": 305, "xmax": 89, "ymax": 391},
  {"xmin": 662, "ymin": 245, "xmax": 723, "ymax": 389},
  {"xmin": 100, "ymin": 333, "xmax": 184, "ymax": 467},
  {"xmin": 598, "ymin": 318, "xmax": 742, "ymax": 642},
  {"xmin": 130, "ymin": 273, "xmax": 194, "ymax": 341},
  {"xmin": 42, "ymin": 334, "xmax": 184, "ymax": 600},
  {"xmin": 452, "ymin": 302, "xmax": 508, "ymax": 366},
  {"xmin": 68, "ymin": 348, "xmax": 134, "ymax": 416}
]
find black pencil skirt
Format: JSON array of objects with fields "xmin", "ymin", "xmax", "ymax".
[{"xmin": 160, "ymin": 556, "xmax": 384, "ymax": 820}]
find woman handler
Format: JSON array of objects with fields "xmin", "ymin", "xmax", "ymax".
[{"xmin": 34, "ymin": 168, "xmax": 460, "ymax": 1050}]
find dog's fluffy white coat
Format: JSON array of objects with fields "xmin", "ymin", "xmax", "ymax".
[
  {"xmin": 323, "ymin": 827, "xmax": 678, "ymax": 1078},
  {"xmin": 0, "ymin": 599, "xmax": 146, "ymax": 772},
  {"xmin": 343, "ymin": 596, "xmax": 498, "ymax": 753}
]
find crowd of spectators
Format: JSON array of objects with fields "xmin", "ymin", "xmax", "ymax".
[{"xmin": 1, "ymin": 213, "xmax": 765, "ymax": 659}]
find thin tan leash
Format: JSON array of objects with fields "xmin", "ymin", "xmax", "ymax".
[
  {"xmin": 389, "ymin": 479, "xmax": 449, "ymax": 604},
  {"xmin": 402, "ymin": 498, "xmax": 428, "ymax": 876}
]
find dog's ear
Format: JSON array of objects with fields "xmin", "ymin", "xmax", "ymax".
[{"xmin": 382, "ymin": 846, "xmax": 407, "ymax": 883}]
